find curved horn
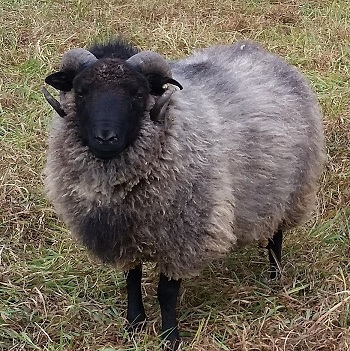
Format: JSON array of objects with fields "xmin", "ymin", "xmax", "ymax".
[
  {"xmin": 60, "ymin": 48, "xmax": 98, "ymax": 72},
  {"xmin": 126, "ymin": 51, "xmax": 172, "ymax": 78},
  {"xmin": 42, "ymin": 86, "xmax": 66, "ymax": 117},
  {"xmin": 150, "ymin": 84, "xmax": 179, "ymax": 122}
]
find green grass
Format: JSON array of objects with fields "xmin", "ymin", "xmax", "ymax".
[{"xmin": 1, "ymin": 0, "xmax": 350, "ymax": 350}]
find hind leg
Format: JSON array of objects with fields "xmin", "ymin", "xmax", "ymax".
[{"xmin": 266, "ymin": 229, "xmax": 283, "ymax": 279}]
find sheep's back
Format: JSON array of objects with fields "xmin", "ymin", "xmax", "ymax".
[{"xmin": 170, "ymin": 41, "xmax": 325, "ymax": 244}]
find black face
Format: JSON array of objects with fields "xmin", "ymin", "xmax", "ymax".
[
  {"xmin": 45, "ymin": 55, "xmax": 183, "ymax": 159},
  {"xmin": 72, "ymin": 60, "xmax": 149, "ymax": 159}
]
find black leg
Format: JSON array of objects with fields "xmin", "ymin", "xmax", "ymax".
[
  {"xmin": 157, "ymin": 273, "xmax": 181, "ymax": 350},
  {"xmin": 126, "ymin": 265, "xmax": 146, "ymax": 331},
  {"xmin": 266, "ymin": 229, "xmax": 283, "ymax": 279}
]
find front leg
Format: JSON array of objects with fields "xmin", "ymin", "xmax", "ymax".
[
  {"xmin": 157, "ymin": 273, "xmax": 181, "ymax": 350},
  {"xmin": 126, "ymin": 265, "xmax": 146, "ymax": 331}
]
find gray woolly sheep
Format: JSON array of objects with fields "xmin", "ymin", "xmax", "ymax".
[{"xmin": 43, "ymin": 38, "xmax": 325, "ymax": 349}]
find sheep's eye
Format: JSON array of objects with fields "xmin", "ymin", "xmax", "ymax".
[
  {"xmin": 76, "ymin": 88, "xmax": 87, "ymax": 98},
  {"xmin": 133, "ymin": 90, "xmax": 144, "ymax": 100}
]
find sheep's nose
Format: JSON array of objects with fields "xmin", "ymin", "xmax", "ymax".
[{"xmin": 94, "ymin": 130, "xmax": 118, "ymax": 144}]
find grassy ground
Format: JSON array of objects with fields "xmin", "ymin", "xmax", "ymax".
[{"xmin": 1, "ymin": 0, "xmax": 350, "ymax": 350}]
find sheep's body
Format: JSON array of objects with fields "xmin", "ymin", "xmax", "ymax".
[{"xmin": 44, "ymin": 41, "xmax": 324, "ymax": 280}]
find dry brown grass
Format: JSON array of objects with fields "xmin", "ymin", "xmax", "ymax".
[{"xmin": 1, "ymin": 0, "xmax": 350, "ymax": 350}]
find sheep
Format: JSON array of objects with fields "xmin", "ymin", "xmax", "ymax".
[{"xmin": 42, "ymin": 38, "xmax": 325, "ymax": 349}]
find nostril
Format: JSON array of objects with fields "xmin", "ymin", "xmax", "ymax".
[
  {"xmin": 94, "ymin": 130, "xmax": 118, "ymax": 144},
  {"xmin": 107, "ymin": 135, "xmax": 118, "ymax": 143}
]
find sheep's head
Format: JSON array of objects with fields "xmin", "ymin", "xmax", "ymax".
[{"xmin": 44, "ymin": 48, "xmax": 182, "ymax": 159}]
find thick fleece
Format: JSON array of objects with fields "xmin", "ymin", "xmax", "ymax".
[{"xmin": 44, "ymin": 41, "xmax": 325, "ymax": 280}]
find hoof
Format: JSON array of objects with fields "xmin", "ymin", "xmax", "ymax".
[
  {"xmin": 162, "ymin": 338, "xmax": 181, "ymax": 351},
  {"xmin": 268, "ymin": 267, "xmax": 281, "ymax": 280},
  {"xmin": 126, "ymin": 314, "xmax": 146, "ymax": 334},
  {"xmin": 161, "ymin": 328, "xmax": 181, "ymax": 350}
]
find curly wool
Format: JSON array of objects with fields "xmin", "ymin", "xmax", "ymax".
[{"xmin": 44, "ymin": 42, "xmax": 325, "ymax": 280}]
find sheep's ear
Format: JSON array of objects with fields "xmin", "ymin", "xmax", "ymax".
[
  {"xmin": 146, "ymin": 74, "xmax": 183, "ymax": 96},
  {"xmin": 45, "ymin": 70, "xmax": 75, "ymax": 91}
]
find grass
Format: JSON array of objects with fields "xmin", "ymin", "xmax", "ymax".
[{"xmin": 1, "ymin": 0, "xmax": 350, "ymax": 350}]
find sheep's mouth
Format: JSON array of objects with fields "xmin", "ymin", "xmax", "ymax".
[
  {"xmin": 89, "ymin": 147, "xmax": 120, "ymax": 160},
  {"xmin": 88, "ymin": 137, "xmax": 128, "ymax": 160}
]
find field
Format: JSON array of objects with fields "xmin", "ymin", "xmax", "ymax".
[{"xmin": 1, "ymin": 0, "xmax": 350, "ymax": 350}]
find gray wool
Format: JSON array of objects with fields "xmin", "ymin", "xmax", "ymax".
[{"xmin": 44, "ymin": 41, "xmax": 325, "ymax": 279}]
